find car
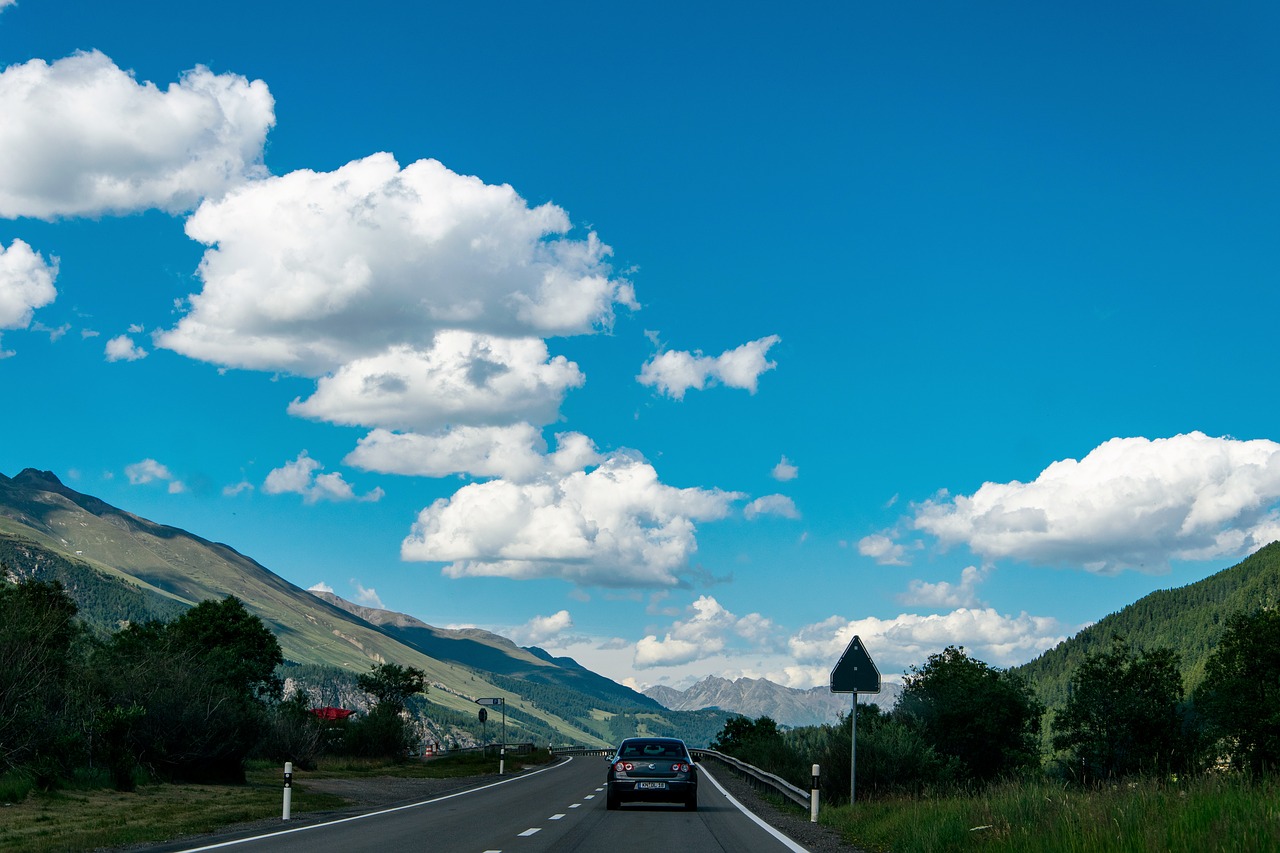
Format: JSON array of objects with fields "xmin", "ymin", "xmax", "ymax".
[{"xmin": 605, "ymin": 736, "xmax": 698, "ymax": 811}]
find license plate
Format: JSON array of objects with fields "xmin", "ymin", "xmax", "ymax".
[{"xmin": 636, "ymin": 782, "xmax": 667, "ymax": 790}]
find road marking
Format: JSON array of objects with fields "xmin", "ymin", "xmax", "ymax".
[
  {"xmin": 549, "ymin": 814, "xmax": 566, "ymax": 820},
  {"xmin": 699, "ymin": 765, "xmax": 809, "ymax": 853},
  {"xmin": 169, "ymin": 757, "xmax": 576, "ymax": 851},
  {"xmin": 568, "ymin": 803, "xmax": 582, "ymax": 808},
  {"xmin": 518, "ymin": 828, "xmax": 541, "ymax": 836},
  {"xmin": 584, "ymin": 794, "xmax": 595, "ymax": 799}
]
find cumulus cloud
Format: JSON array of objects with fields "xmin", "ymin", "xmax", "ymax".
[
  {"xmin": 789, "ymin": 608, "xmax": 1072, "ymax": 672},
  {"xmin": 634, "ymin": 595, "xmax": 777, "ymax": 669},
  {"xmin": 638, "ymin": 335, "xmax": 780, "ymax": 399},
  {"xmin": 263, "ymin": 451, "xmax": 384, "ymax": 504},
  {"xmin": 513, "ymin": 610, "xmax": 575, "ymax": 646},
  {"xmin": 156, "ymin": 153, "xmax": 636, "ymax": 375},
  {"xmin": 287, "ymin": 332, "xmax": 584, "ymax": 432},
  {"xmin": 125, "ymin": 458, "xmax": 185, "ymax": 493},
  {"xmin": 913, "ymin": 432, "xmax": 1280, "ymax": 573},
  {"xmin": 350, "ymin": 580, "xmax": 384, "ymax": 609},
  {"xmin": 744, "ymin": 494, "xmax": 800, "ymax": 520},
  {"xmin": 858, "ymin": 532, "xmax": 910, "ymax": 566},
  {"xmin": 0, "ymin": 51, "xmax": 273, "ymax": 218},
  {"xmin": 105, "ymin": 334, "xmax": 147, "ymax": 362},
  {"xmin": 0, "ymin": 239, "xmax": 57, "ymax": 331},
  {"xmin": 346, "ymin": 427, "xmax": 600, "ymax": 483},
  {"xmin": 771, "ymin": 456, "xmax": 798, "ymax": 481},
  {"xmin": 308, "ymin": 581, "xmax": 335, "ymax": 594},
  {"xmin": 402, "ymin": 453, "xmax": 742, "ymax": 587},
  {"xmin": 899, "ymin": 566, "xmax": 988, "ymax": 609}
]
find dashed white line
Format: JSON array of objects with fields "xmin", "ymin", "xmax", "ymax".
[
  {"xmin": 517, "ymin": 828, "xmax": 541, "ymax": 837},
  {"xmin": 549, "ymin": 814, "xmax": 566, "ymax": 820},
  {"xmin": 584, "ymin": 794, "xmax": 595, "ymax": 799},
  {"xmin": 569, "ymin": 803, "xmax": 582, "ymax": 808}
]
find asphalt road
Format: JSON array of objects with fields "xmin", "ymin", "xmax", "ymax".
[{"xmin": 167, "ymin": 756, "xmax": 809, "ymax": 853}]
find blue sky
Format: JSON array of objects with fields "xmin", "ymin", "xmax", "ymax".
[{"xmin": 2, "ymin": 1, "xmax": 1278, "ymax": 692}]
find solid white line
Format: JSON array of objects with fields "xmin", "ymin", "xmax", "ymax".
[
  {"xmin": 518, "ymin": 827, "xmax": 541, "ymax": 836},
  {"xmin": 698, "ymin": 765, "xmax": 809, "ymax": 853},
  {"xmin": 172, "ymin": 757, "xmax": 575, "ymax": 851}
]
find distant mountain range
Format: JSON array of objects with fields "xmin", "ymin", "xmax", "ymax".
[
  {"xmin": 644, "ymin": 675, "xmax": 900, "ymax": 728},
  {"xmin": 0, "ymin": 468, "xmax": 730, "ymax": 746}
]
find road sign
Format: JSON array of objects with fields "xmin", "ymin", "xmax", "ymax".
[
  {"xmin": 475, "ymin": 697, "xmax": 504, "ymax": 706},
  {"xmin": 830, "ymin": 634, "xmax": 881, "ymax": 694},
  {"xmin": 478, "ymin": 708, "xmax": 488, "ymax": 723}
]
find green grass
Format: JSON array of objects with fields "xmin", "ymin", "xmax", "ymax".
[
  {"xmin": 0, "ymin": 753, "xmax": 555, "ymax": 853},
  {"xmin": 822, "ymin": 774, "xmax": 1280, "ymax": 853}
]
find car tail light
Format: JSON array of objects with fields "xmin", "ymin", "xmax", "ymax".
[
  {"xmin": 672, "ymin": 762, "xmax": 690, "ymax": 772},
  {"xmin": 615, "ymin": 761, "xmax": 633, "ymax": 772}
]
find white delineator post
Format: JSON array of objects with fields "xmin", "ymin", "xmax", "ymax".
[
  {"xmin": 282, "ymin": 761, "xmax": 293, "ymax": 820},
  {"xmin": 810, "ymin": 764, "xmax": 820, "ymax": 823}
]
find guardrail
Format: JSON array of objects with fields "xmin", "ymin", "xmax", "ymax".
[{"xmin": 690, "ymin": 748, "xmax": 810, "ymax": 810}]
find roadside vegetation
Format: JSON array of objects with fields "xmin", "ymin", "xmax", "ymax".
[{"xmin": 708, "ymin": 609, "xmax": 1280, "ymax": 851}]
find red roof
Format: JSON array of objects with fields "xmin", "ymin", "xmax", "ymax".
[{"xmin": 311, "ymin": 706, "xmax": 355, "ymax": 720}]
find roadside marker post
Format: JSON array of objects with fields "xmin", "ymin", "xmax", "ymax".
[
  {"xmin": 810, "ymin": 764, "xmax": 820, "ymax": 822},
  {"xmin": 282, "ymin": 761, "xmax": 293, "ymax": 821}
]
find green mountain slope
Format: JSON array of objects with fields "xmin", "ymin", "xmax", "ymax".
[
  {"xmin": 1013, "ymin": 542, "xmax": 1280, "ymax": 710},
  {"xmin": 0, "ymin": 468, "xmax": 639, "ymax": 747}
]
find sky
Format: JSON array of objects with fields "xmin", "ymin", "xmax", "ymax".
[{"xmin": 2, "ymin": 1, "xmax": 1279, "ymax": 695}]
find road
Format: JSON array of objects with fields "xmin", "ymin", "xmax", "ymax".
[{"xmin": 165, "ymin": 756, "xmax": 809, "ymax": 853}]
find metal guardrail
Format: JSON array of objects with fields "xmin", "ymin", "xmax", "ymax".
[{"xmin": 690, "ymin": 748, "xmax": 810, "ymax": 809}]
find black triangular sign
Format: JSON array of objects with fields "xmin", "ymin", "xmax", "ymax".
[{"xmin": 830, "ymin": 634, "xmax": 881, "ymax": 694}]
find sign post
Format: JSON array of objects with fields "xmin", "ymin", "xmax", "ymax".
[
  {"xmin": 829, "ymin": 635, "xmax": 880, "ymax": 805},
  {"xmin": 476, "ymin": 698, "xmax": 506, "ymax": 774}
]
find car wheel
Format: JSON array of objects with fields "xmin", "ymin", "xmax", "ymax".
[{"xmin": 607, "ymin": 791, "xmax": 620, "ymax": 810}]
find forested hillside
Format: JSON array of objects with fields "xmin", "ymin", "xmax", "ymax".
[{"xmin": 1014, "ymin": 542, "xmax": 1280, "ymax": 709}]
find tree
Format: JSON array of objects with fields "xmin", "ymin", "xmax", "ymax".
[
  {"xmin": 91, "ymin": 596, "xmax": 284, "ymax": 784},
  {"xmin": 356, "ymin": 663, "xmax": 427, "ymax": 714},
  {"xmin": 1194, "ymin": 609, "xmax": 1280, "ymax": 775},
  {"xmin": 0, "ymin": 578, "xmax": 87, "ymax": 780},
  {"xmin": 896, "ymin": 646, "xmax": 1044, "ymax": 783},
  {"xmin": 709, "ymin": 715, "xmax": 782, "ymax": 755},
  {"xmin": 343, "ymin": 663, "xmax": 427, "ymax": 759},
  {"xmin": 1051, "ymin": 637, "xmax": 1189, "ymax": 782}
]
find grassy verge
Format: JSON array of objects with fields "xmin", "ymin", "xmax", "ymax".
[
  {"xmin": 821, "ymin": 774, "xmax": 1280, "ymax": 853},
  {"xmin": 0, "ymin": 751, "xmax": 555, "ymax": 853}
]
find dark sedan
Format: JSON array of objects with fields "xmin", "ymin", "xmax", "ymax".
[{"xmin": 605, "ymin": 737, "xmax": 698, "ymax": 811}]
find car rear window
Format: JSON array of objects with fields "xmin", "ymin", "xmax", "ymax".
[{"xmin": 620, "ymin": 741, "xmax": 686, "ymax": 759}]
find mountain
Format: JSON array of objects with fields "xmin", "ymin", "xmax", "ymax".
[
  {"xmin": 312, "ymin": 591, "xmax": 662, "ymax": 710},
  {"xmin": 1013, "ymin": 541, "xmax": 1280, "ymax": 710},
  {"xmin": 644, "ymin": 675, "xmax": 900, "ymax": 728},
  {"xmin": 0, "ymin": 468, "xmax": 632, "ymax": 746}
]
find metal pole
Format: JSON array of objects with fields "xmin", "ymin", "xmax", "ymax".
[
  {"xmin": 500, "ymin": 700, "xmax": 506, "ymax": 776},
  {"xmin": 850, "ymin": 695, "xmax": 857, "ymax": 805}
]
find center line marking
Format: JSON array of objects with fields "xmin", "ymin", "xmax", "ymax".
[
  {"xmin": 569, "ymin": 803, "xmax": 582, "ymax": 808},
  {"xmin": 518, "ymin": 828, "xmax": 541, "ymax": 836},
  {"xmin": 584, "ymin": 794, "xmax": 595, "ymax": 799},
  {"xmin": 549, "ymin": 814, "xmax": 566, "ymax": 820}
]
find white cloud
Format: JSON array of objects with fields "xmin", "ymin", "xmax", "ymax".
[
  {"xmin": 124, "ymin": 458, "xmax": 185, "ymax": 493},
  {"xmin": 308, "ymin": 582, "xmax": 335, "ymax": 594},
  {"xmin": 913, "ymin": 432, "xmax": 1280, "ymax": 573},
  {"xmin": 634, "ymin": 595, "xmax": 776, "ymax": 669},
  {"xmin": 899, "ymin": 565, "xmax": 988, "ymax": 609},
  {"xmin": 0, "ymin": 239, "xmax": 57, "ymax": 330},
  {"xmin": 105, "ymin": 334, "xmax": 147, "ymax": 362},
  {"xmin": 402, "ymin": 452, "xmax": 742, "ymax": 587},
  {"xmin": 512, "ymin": 610, "xmax": 574, "ymax": 646},
  {"xmin": 223, "ymin": 480, "xmax": 254, "ymax": 496},
  {"xmin": 744, "ymin": 494, "xmax": 800, "ymax": 520},
  {"xmin": 157, "ymin": 153, "xmax": 636, "ymax": 375},
  {"xmin": 263, "ymin": 451, "xmax": 384, "ymax": 504},
  {"xmin": 288, "ymin": 332, "xmax": 585, "ymax": 432},
  {"xmin": 0, "ymin": 51, "xmax": 273, "ymax": 219},
  {"xmin": 771, "ymin": 455, "xmax": 798, "ymax": 481},
  {"xmin": 346, "ymin": 427, "xmax": 600, "ymax": 483},
  {"xmin": 638, "ymin": 335, "xmax": 780, "ymax": 399},
  {"xmin": 0, "ymin": 2, "xmax": 17, "ymax": 13},
  {"xmin": 350, "ymin": 579, "xmax": 384, "ymax": 609},
  {"xmin": 789, "ymin": 608, "xmax": 1072, "ymax": 672},
  {"xmin": 858, "ymin": 532, "xmax": 909, "ymax": 566}
]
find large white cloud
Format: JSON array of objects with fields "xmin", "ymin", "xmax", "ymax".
[
  {"xmin": 638, "ymin": 335, "xmax": 780, "ymax": 399},
  {"xmin": 288, "ymin": 332, "xmax": 584, "ymax": 431},
  {"xmin": 401, "ymin": 453, "xmax": 742, "ymax": 587},
  {"xmin": 634, "ymin": 595, "xmax": 776, "ymax": 668},
  {"xmin": 263, "ymin": 451, "xmax": 384, "ymax": 504},
  {"xmin": 913, "ymin": 432, "xmax": 1280, "ymax": 573},
  {"xmin": 0, "ymin": 239, "xmax": 57, "ymax": 333},
  {"xmin": 0, "ymin": 51, "xmax": 273, "ymax": 218},
  {"xmin": 157, "ymin": 153, "xmax": 636, "ymax": 375},
  {"xmin": 789, "ymin": 608, "xmax": 1072, "ymax": 672}
]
